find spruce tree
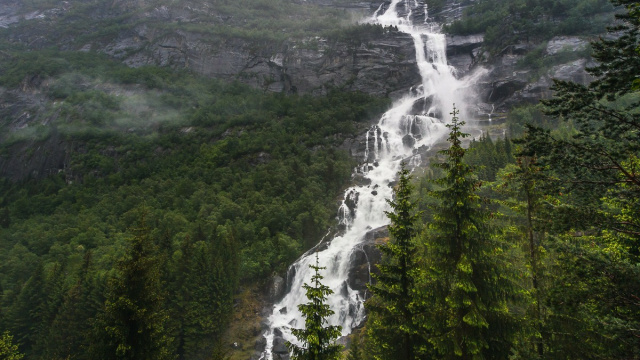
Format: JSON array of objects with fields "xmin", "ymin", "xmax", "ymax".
[
  {"xmin": 417, "ymin": 107, "xmax": 517, "ymax": 359},
  {"xmin": 46, "ymin": 252, "xmax": 98, "ymax": 360},
  {"xmin": 95, "ymin": 215, "xmax": 174, "ymax": 360},
  {"xmin": 8, "ymin": 263, "xmax": 47, "ymax": 357},
  {"xmin": 495, "ymin": 152, "xmax": 548, "ymax": 358},
  {"xmin": 526, "ymin": 1, "xmax": 640, "ymax": 356},
  {"xmin": 286, "ymin": 253, "xmax": 342, "ymax": 360},
  {"xmin": 366, "ymin": 162, "xmax": 421, "ymax": 360}
]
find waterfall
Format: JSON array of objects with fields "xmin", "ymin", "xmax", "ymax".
[{"xmin": 262, "ymin": 1, "xmax": 483, "ymax": 358}]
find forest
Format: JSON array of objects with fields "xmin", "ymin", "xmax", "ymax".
[
  {"xmin": 0, "ymin": 51, "xmax": 389, "ymax": 359},
  {"xmin": 334, "ymin": 0, "xmax": 640, "ymax": 358},
  {"xmin": 0, "ymin": 0, "xmax": 639, "ymax": 359}
]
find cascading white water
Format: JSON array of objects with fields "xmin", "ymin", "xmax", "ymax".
[{"xmin": 262, "ymin": 1, "xmax": 484, "ymax": 358}]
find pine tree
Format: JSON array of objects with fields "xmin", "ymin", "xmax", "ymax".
[
  {"xmin": 95, "ymin": 214, "xmax": 174, "ymax": 360},
  {"xmin": 526, "ymin": 1, "xmax": 640, "ymax": 357},
  {"xmin": 8, "ymin": 263, "xmax": 47, "ymax": 357},
  {"xmin": 366, "ymin": 162, "xmax": 421, "ymax": 360},
  {"xmin": 495, "ymin": 151, "xmax": 548, "ymax": 358},
  {"xmin": 286, "ymin": 253, "xmax": 342, "ymax": 360},
  {"xmin": 168, "ymin": 224, "xmax": 238, "ymax": 360},
  {"xmin": 417, "ymin": 106, "xmax": 517, "ymax": 359},
  {"xmin": 46, "ymin": 251, "xmax": 98, "ymax": 360}
]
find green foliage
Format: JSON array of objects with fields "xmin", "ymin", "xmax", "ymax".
[
  {"xmin": 0, "ymin": 48, "xmax": 387, "ymax": 359},
  {"xmin": 345, "ymin": 333, "xmax": 364, "ymax": 360},
  {"xmin": 45, "ymin": 252, "xmax": 100, "ymax": 360},
  {"xmin": 286, "ymin": 254, "xmax": 343, "ymax": 360},
  {"xmin": 446, "ymin": 0, "xmax": 614, "ymax": 52},
  {"xmin": 465, "ymin": 133, "xmax": 515, "ymax": 181},
  {"xmin": 506, "ymin": 104, "xmax": 557, "ymax": 137},
  {"xmin": 493, "ymin": 153, "xmax": 550, "ymax": 358},
  {"xmin": 507, "ymin": 0, "xmax": 640, "ymax": 357},
  {"xmin": 0, "ymin": 0, "xmax": 362, "ymax": 53},
  {"xmin": 167, "ymin": 229, "xmax": 238, "ymax": 360},
  {"xmin": 366, "ymin": 163, "xmax": 422, "ymax": 360},
  {"xmin": 416, "ymin": 107, "xmax": 518, "ymax": 359},
  {"xmin": 0, "ymin": 331, "xmax": 24, "ymax": 360},
  {"xmin": 94, "ymin": 217, "xmax": 174, "ymax": 360}
]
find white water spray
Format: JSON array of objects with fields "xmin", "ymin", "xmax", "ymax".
[{"xmin": 262, "ymin": 1, "xmax": 483, "ymax": 358}]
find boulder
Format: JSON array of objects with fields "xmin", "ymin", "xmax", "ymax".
[{"xmin": 402, "ymin": 134, "xmax": 416, "ymax": 148}]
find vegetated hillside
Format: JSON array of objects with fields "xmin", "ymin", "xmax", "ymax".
[
  {"xmin": 447, "ymin": 0, "xmax": 615, "ymax": 53},
  {"xmin": 0, "ymin": 53, "xmax": 389, "ymax": 359},
  {"xmin": 0, "ymin": 0, "xmax": 423, "ymax": 96},
  {"xmin": 354, "ymin": 2, "xmax": 640, "ymax": 359},
  {"xmin": 0, "ymin": 1, "xmax": 632, "ymax": 360},
  {"xmin": 442, "ymin": 0, "xmax": 618, "ymax": 119},
  {"xmin": 0, "ymin": 2, "xmax": 392, "ymax": 359}
]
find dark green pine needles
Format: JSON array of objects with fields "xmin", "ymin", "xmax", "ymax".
[
  {"xmin": 366, "ymin": 161, "xmax": 422, "ymax": 360},
  {"xmin": 417, "ymin": 107, "xmax": 518, "ymax": 359},
  {"xmin": 286, "ymin": 253, "xmax": 343, "ymax": 360}
]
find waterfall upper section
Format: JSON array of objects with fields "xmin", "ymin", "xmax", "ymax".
[{"xmin": 261, "ymin": 1, "xmax": 484, "ymax": 359}]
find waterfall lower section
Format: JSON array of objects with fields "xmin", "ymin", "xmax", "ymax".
[{"xmin": 261, "ymin": 1, "xmax": 484, "ymax": 359}]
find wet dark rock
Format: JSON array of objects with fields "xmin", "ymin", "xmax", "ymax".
[
  {"xmin": 272, "ymin": 337, "xmax": 289, "ymax": 354},
  {"xmin": 446, "ymin": 34, "xmax": 484, "ymax": 55},
  {"xmin": 409, "ymin": 95, "xmax": 435, "ymax": 115},
  {"xmin": 344, "ymin": 189, "xmax": 359, "ymax": 218},
  {"xmin": 274, "ymin": 354, "xmax": 291, "ymax": 360},
  {"xmin": 340, "ymin": 281, "xmax": 349, "ymax": 297},
  {"xmin": 347, "ymin": 226, "xmax": 388, "ymax": 295},
  {"xmin": 484, "ymin": 78, "xmax": 528, "ymax": 104},
  {"xmin": 352, "ymin": 173, "xmax": 372, "ymax": 186},
  {"xmin": 268, "ymin": 275, "xmax": 286, "ymax": 302},
  {"xmin": 551, "ymin": 59, "xmax": 594, "ymax": 83},
  {"xmin": 255, "ymin": 337, "xmax": 267, "ymax": 352},
  {"xmin": 499, "ymin": 43, "xmax": 532, "ymax": 56},
  {"xmin": 446, "ymin": 34, "xmax": 483, "ymax": 73},
  {"xmin": 402, "ymin": 134, "xmax": 416, "ymax": 148}
]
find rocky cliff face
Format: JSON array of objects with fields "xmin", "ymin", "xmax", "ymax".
[
  {"xmin": 0, "ymin": 0, "xmax": 423, "ymax": 96},
  {"xmin": 1, "ymin": 0, "xmax": 596, "ymax": 103},
  {"xmin": 0, "ymin": 0, "xmax": 598, "ymax": 182},
  {"xmin": 446, "ymin": 33, "xmax": 595, "ymax": 118}
]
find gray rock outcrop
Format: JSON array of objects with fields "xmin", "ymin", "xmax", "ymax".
[{"xmin": 347, "ymin": 225, "xmax": 388, "ymax": 296}]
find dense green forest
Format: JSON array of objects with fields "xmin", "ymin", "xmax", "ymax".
[
  {"xmin": 341, "ymin": 1, "xmax": 640, "ymax": 359},
  {"xmin": 0, "ymin": 48, "xmax": 388, "ymax": 359},
  {"xmin": 1, "ymin": 0, "xmax": 377, "ymax": 50},
  {"xmin": 1, "ymin": 0, "xmax": 639, "ymax": 359}
]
